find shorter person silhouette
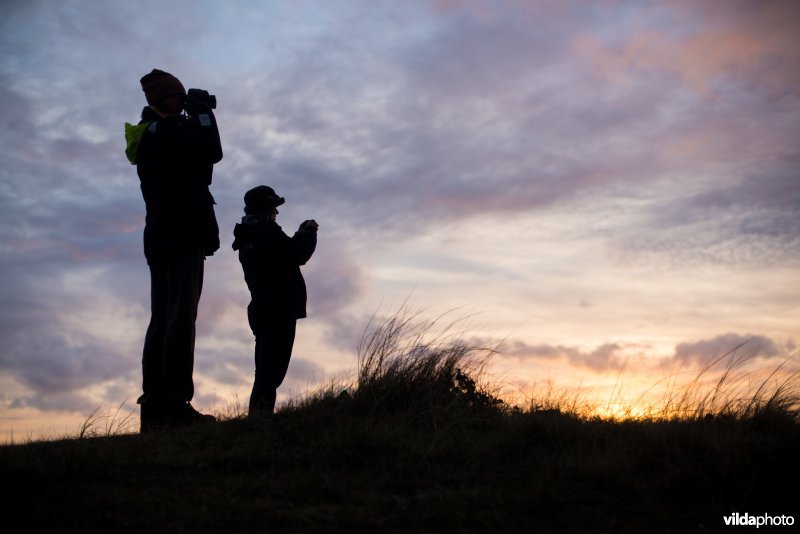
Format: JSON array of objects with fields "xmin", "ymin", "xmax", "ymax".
[{"xmin": 232, "ymin": 186, "xmax": 318, "ymax": 416}]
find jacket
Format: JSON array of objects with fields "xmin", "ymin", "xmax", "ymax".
[
  {"xmin": 125, "ymin": 105, "xmax": 223, "ymax": 257},
  {"xmin": 232, "ymin": 216, "xmax": 317, "ymax": 321}
]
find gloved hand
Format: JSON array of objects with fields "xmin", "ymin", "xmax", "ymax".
[{"xmin": 299, "ymin": 219, "xmax": 319, "ymax": 232}]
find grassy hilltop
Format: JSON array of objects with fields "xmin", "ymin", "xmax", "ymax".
[{"xmin": 2, "ymin": 314, "xmax": 798, "ymax": 533}]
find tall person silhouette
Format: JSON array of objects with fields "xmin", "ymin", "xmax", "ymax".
[{"xmin": 125, "ymin": 69, "xmax": 222, "ymax": 432}]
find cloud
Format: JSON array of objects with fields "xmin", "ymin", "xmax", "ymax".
[
  {"xmin": 497, "ymin": 332, "xmax": 793, "ymax": 373},
  {"xmin": 0, "ymin": 268, "xmax": 143, "ymax": 394},
  {"xmin": 304, "ymin": 236, "xmax": 365, "ymax": 318},
  {"xmin": 497, "ymin": 339, "xmax": 629, "ymax": 371},
  {"xmin": 321, "ymin": 311, "xmax": 376, "ymax": 354},
  {"xmin": 204, "ymin": 2, "xmax": 669, "ymax": 239},
  {"xmin": 612, "ymin": 157, "xmax": 800, "ymax": 269},
  {"xmin": 673, "ymin": 333, "xmax": 787, "ymax": 367},
  {"xmin": 574, "ymin": 0, "xmax": 800, "ymax": 94}
]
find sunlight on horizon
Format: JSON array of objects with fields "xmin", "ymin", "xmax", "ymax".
[{"xmin": 3, "ymin": 349, "xmax": 796, "ymax": 443}]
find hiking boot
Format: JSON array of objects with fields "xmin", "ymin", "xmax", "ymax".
[
  {"xmin": 139, "ymin": 399, "xmax": 167, "ymax": 434},
  {"xmin": 167, "ymin": 402, "xmax": 216, "ymax": 427}
]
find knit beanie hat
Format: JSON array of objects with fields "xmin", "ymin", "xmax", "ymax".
[
  {"xmin": 244, "ymin": 185, "xmax": 285, "ymax": 212},
  {"xmin": 140, "ymin": 69, "xmax": 186, "ymax": 106}
]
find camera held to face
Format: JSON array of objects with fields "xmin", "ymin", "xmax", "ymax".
[{"xmin": 186, "ymin": 88, "xmax": 217, "ymax": 110}]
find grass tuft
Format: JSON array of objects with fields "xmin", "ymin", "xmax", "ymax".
[
  {"xmin": 76, "ymin": 401, "xmax": 138, "ymax": 438},
  {"xmin": 353, "ymin": 308, "xmax": 502, "ymax": 415}
]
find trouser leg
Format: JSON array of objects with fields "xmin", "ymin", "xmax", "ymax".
[
  {"xmin": 140, "ymin": 254, "xmax": 168, "ymax": 406},
  {"xmin": 249, "ymin": 315, "xmax": 297, "ymax": 415},
  {"xmin": 162, "ymin": 249, "xmax": 204, "ymax": 403},
  {"xmin": 140, "ymin": 249, "xmax": 204, "ymax": 402}
]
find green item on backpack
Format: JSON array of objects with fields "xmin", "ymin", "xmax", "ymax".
[{"xmin": 124, "ymin": 121, "xmax": 152, "ymax": 164}]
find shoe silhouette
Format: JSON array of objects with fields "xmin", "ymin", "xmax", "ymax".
[{"xmin": 140, "ymin": 401, "xmax": 215, "ymax": 433}]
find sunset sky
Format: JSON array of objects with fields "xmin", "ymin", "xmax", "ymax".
[{"xmin": 1, "ymin": 0, "xmax": 798, "ymax": 440}]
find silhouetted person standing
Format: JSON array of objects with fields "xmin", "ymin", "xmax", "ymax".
[
  {"xmin": 125, "ymin": 69, "xmax": 222, "ymax": 431},
  {"xmin": 232, "ymin": 186, "xmax": 318, "ymax": 416}
]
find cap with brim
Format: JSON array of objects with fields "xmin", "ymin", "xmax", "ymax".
[{"xmin": 244, "ymin": 185, "xmax": 285, "ymax": 211}]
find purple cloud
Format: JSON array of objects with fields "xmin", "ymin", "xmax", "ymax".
[
  {"xmin": 673, "ymin": 333, "xmax": 785, "ymax": 367},
  {"xmin": 497, "ymin": 332, "xmax": 792, "ymax": 373}
]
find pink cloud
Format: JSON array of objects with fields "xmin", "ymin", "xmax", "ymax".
[{"xmin": 573, "ymin": 0, "xmax": 800, "ymax": 94}]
